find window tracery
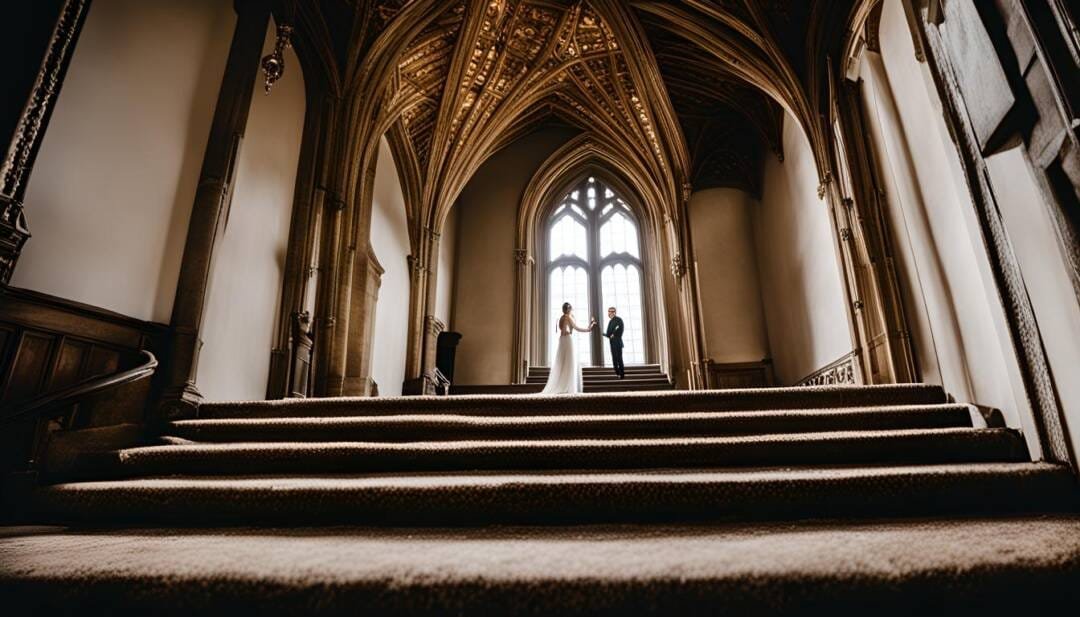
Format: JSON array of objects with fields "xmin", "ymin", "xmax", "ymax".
[{"xmin": 545, "ymin": 176, "xmax": 646, "ymax": 366}]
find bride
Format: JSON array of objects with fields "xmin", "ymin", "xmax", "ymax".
[{"xmin": 541, "ymin": 302, "xmax": 596, "ymax": 394}]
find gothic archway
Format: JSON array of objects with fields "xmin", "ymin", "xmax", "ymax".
[
  {"xmin": 542, "ymin": 175, "xmax": 648, "ymax": 367},
  {"xmin": 514, "ymin": 135, "xmax": 677, "ymax": 383}
]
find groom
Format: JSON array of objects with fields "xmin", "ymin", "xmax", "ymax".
[{"xmin": 603, "ymin": 306, "xmax": 625, "ymax": 379}]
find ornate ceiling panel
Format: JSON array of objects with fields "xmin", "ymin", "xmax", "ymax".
[
  {"xmin": 376, "ymin": 0, "xmax": 685, "ymax": 226},
  {"xmin": 643, "ymin": 20, "xmax": 781, "ymax": 194},
  {"xmin": 394, "ymin": 2, "xmax": 466, "ymax": 169},
  {"xmin": 356, "ymin": 0, "xmax": 821, "ymax": 219}
]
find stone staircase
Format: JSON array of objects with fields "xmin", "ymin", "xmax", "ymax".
[
  {"xmin": 525, "ymin": 363, "xmax": 674, "ymax": 392},
  {"xmin": 3, "ymin": 384, "xmax": 1079, "ymax": 614}
]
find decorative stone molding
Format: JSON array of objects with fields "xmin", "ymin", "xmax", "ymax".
[
  {"xmin": 406, "ymin": 254, "xmax": 426, "ymax": 275},
  {"xmin": 670, "ymin": 252, "xmax": 686, "ymax": 279},
  {"xmin": 817, "ymin": 171, "xmax": 832, "ymax": 199},
  {"xmin": 796, "ymin": 351, "xmax": 859, "ymax": 387},
  {"xmin": 513, "ymin": 248, "xmax": 532, "ymax": 266}
]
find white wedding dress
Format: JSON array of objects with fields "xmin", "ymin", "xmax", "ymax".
[{"xmin": 541, "ymin": 317, "xmax": 582, "ymax": 394}]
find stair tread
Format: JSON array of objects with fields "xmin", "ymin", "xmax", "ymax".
[
  {"xmin": 40, "ymin": 461, "xmax": 1069, "ymax": 489},
  {"xmin": 163, "ymin": 405, "xmax": 975, "ymax": 442},
  {"xmin": 138, "ymin": 426, "xmax": 1013, "ymax": 450},
  {"xmin": 76, "ymin": 428, "xmax": 1027, "ymax": 478},
  {"xmin": 7, "ymin": 514, "xmax": 1080, "ymax": 616},
  {"xmin": 24, "ymin": 462, "xmax": 1076, "ymax": 527},
  {"xmin": 199, "ymin": 384, "xmax": 947, "ymax": 418},
  {"xmin": 171, "ymin": 404, "xmax": 975, "ymax": 427}
]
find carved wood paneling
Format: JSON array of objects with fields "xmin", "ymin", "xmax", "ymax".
[
  {"xmin": 0, "ymin": 287, "xmax": 167, "ymax": 469},
  {"xmin": 704, "ymin": 359, "xmax": 775, "ymax": 389},
  {"xmin": 0, "ymin": 287, "xmax": 167, "ymax": 410}
]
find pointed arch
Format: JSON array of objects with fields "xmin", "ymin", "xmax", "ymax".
[{"xmin": 511, "ymin": 134, "xmax": 679, "ymax": 382}]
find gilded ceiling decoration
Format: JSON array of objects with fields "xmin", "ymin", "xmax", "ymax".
[
  {"xmin": 378, "ymin": 0, "xmax": 689, "ymax": 229},
  {"xmin": 297, "ymin": 0, "xmax": 843, "ymax": 218}
]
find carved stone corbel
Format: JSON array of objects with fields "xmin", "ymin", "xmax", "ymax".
[
  {"xmin": 513, "ymin": 248, "xmax": 531, "ymax": 266},
  {"xmin": 670, "ymin": 252, "xmax": 686, "ymax": 279}
]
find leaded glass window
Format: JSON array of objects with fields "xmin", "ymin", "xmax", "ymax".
[{"xmin": 544, "ymin": 176, "xmax": 647, "ymax": 366}]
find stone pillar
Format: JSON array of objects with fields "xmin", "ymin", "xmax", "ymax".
[
  {"xmin": 511, "ymin": 248, "xmax": 533, "ymax": 383},
  {"xmin": 267, "ymin": 88, "xmax": 329, "ymax": 399},
  {"xmin": 158, "ymin": 0, "xmax": 270, "ymax": 419},
  {"xmin": 403, "ymin": 226, "xmax": 439, "ymax": 387},
  {"xmin": 342, "ymin": 247, "xmax": 384, "ymax": 396}
]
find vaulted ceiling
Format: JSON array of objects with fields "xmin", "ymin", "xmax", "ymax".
[{"xmin": 298, "ymin": 0, "xmax": 849, "ymax": 211}]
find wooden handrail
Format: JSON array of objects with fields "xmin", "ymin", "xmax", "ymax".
[{"xmin": 1, "ymin": 350, "xmax": 158, "ymax": 425}]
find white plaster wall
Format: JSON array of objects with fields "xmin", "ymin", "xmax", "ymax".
[
  {"xmin": 755, "ymin": 115, "xmax": 851, "ymax": 384},
  {"xmin": 859, "ymin": 50, "xmax": 946, "ymax": 387},
  {"xmin": 872, "ymin": 0, "xmax": 1022, "ymax": 426},
  {"xmin": 196, "ymin": 20, "xmax": 305, "ymax": 401},
  {"xmin": 689, "ymin": 188, "xmax": 770, "ymax": 363},
  {"xmin": 452, "ymin": 127, "xmax": 579, "ymax": 385},
  {"xmin": 12, "ymin": 0, "xmax": 236, "ymax": 323},
  {"xmin": 369, "ymin": 137, "xmax": 411, "ymax": 396},
  {"xmin": 435, "ymin": 204, "xmax": 458, "ymax": 328},
  {"xmin": 986, "ymin": 145, "xmax": 1080, "ymax": 460}
]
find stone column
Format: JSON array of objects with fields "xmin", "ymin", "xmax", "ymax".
[
  {"xmin": 403, "ymin": 225, "xmax": 439, "ymax": 392},
  {"xmin": 511, "ymin": 248, "xmax": 533, "ymax": 383},
  {"xmin": 158, "ymin": 0, "xmax": 270, "ymax": 419},
  {"xmin": 342, "ymin": 246, "xmax": 384, "ymax": 396}
]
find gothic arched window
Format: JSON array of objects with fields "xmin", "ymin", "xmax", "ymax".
[{"xmin": 545, "ymin": 176, "xmax": 646, "ymax": 366}]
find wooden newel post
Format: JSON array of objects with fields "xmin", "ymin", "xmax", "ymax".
[{"xmin": 157, "ymin": 0, "xmax": 270, "ymax": 419}]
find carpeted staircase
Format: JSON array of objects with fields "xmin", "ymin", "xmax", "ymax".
[
  {"xmin": 525, "ymin": 363, "xmax": 674, "ymax": 392},
  {"xmin": 2, "ymin": 384, "xmax": 1079, "ymax": 614},
  {"xmin": 451, "ymin": 364, "xmax": 674, "ymax": 394}
]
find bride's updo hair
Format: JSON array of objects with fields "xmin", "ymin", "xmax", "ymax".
[{"xmin": 562, "ymin": 302, "xmax": 572, "ymax": 314}]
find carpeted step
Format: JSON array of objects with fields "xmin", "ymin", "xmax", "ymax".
[
  {"xmin": 6, "ymin": 515, "xmax": 1080, "ymax": 617},
  {"xmin": 4, "ymin": 514, "xmax": 1080, "ymax": 616},
  {"xmin": 18, "ymin": 463, "xmax": 1076, "ymax": 527},
  {"xmin": 198, "ymin": 384, "xmax": 948, "ymax": 419},
  {"xmin": 524, "ymin": 376, "xmax": 672, "ymax": 384},
  {"xmin": 524, "ymin": 373, "xmax": 669, "ymax": 384},
  {"xmin": 449, "ymin": 384, "xmax": 544, "ymax": 395},
  {"xmin": 584, "ymin": 383, "xmax": 674, "ymax": 392},
  {"xmin": 530, "ymin": 364, "xmax": 663, "ymax": 373},
  {"xmin": 524, "ymin": 378, "xmax": 673, "ymax": 387},
  {"xmin": 78, "ymin": 428, "xmax": 1025, "ymax": 478},
  {"xmin": 164, "ymin": 405, "xmax": 977, "ymax": 443}
]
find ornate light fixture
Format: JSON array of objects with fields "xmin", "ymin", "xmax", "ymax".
[{"xmin": 260, "ymin": 23, "xmax": 294, "ymax": 95}]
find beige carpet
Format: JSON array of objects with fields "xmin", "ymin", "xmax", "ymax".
[{"xmin": 2, "ymin": 516, "xmax": 1079, "ymax": 615}]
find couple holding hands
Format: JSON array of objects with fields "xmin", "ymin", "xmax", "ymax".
[{"xmin": 541, "ymin": 303, "xmax": 624, "ymax": 394}]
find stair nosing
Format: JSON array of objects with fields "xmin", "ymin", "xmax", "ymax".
[
  {"xmin": 41, "ymin": 461, "xmax": 1066, "ymax": 490},
  {"xmin": 169, "ymin": 404, "xmax": 974, "ymax": 428}
]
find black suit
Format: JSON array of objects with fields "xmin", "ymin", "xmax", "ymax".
[{"xmin": 604, "ymin": 316, "xmax": 625, "ymax": 378}]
